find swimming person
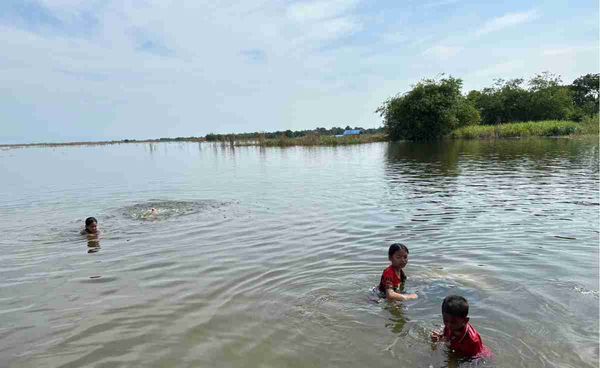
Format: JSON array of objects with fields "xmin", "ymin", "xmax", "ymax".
[
  {"xmin": 430, "ymin": 295, "xmax": 492, "ymax": 359},
  {"xmin": 141, "ymin": 207, "xmax": 158, "ymax": 219},
  {"xmin": 376, "ymin": 243, "xmax": 418, "ymax": 301},
  {"xmin": 81, "ymin": 217, "xmax": 98, "ymax": 235}
]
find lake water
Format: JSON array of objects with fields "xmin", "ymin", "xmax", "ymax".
[{"xmin": 1, "ymin": 139, "xmax": 598, "ymax": 368}]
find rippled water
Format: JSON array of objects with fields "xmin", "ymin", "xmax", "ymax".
[{"xmin": 1, "ymin": 139, "xmax": 598, "ymax": 368}]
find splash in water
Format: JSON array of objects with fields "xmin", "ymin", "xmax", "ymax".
[{"xmin": 121, "ymin": 200, "xmax": 233, "ymax": 221}]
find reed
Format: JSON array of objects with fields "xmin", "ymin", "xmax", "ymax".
[
  {"xmin": 234, "ymin": 133, "xmax": 388, "ymax": 147},
  {"xmin": 450, "ymin": 120, "xmax": 590, "ymax": 139}
]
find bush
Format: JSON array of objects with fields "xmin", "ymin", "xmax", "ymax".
[{"xmin": 378, "ymin": 76, "xmax": 480, "ymax": 141}]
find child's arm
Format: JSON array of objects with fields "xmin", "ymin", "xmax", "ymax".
[
  {"xmin": 385, "ymin": 288, "xmax": 418, "ymax": 301},
  {"xmin": 430, "ymin": 329, "xmax": 447, "ymax": 342}
]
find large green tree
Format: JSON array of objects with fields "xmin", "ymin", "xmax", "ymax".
[
  {"xmin": 527, "ymin": 73, "xmax": 574, "ymax": 121},
  {"xmin": 467, "ymin": 78, "xmax": 531, "ymax": 125},
  {"xmin": 570, "ymin": 73, "xmax": 599, "ymax": 116},
  {"xmin": 378, "ymin": 76, "xmax": 480, "ymax": 141}
]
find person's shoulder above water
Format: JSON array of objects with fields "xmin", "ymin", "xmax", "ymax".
[
  {"xmin": 445, "ymin": 322, "xmax": 491, "ymax": 358},
  {"xmin": 431, "ymin": 295, "xmax": 493, "ymax": 359},
  {"xmin": 464, "ymin": 323, "xmax": 493, "ymax": 358}
]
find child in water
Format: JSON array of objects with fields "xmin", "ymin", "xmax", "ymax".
[
  {"xmin": 81, "ymin": 217, "xmax": 98, "ymax": 235},
  {"xmin": 377, "ymin": 243, "xmax": 418, "ymax": 301},
  {"xmin": 141, "ymin": 207, "xmax": 158, "ymax": 219},
  {"xmin": 431, "ymin": 295, "xmax": 492, "ymax": 359}
]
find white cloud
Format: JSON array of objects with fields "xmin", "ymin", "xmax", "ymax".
[
  {"xmin": 423, "ymin": 0, "xmax": 461, "ymax": 9},
  {"xmin": 476, "ymin": 10, "xmax": 539, "ymax": 36},
  {"xmin": 467, "ymin": 60, "xmax": 525, "ymax": 79},
  {"xmin": 286, "ymin": 0, "xmax": 360, "ymax": 22},
  {"xmin": 542, "ymin": 45, "xmax": 597, "ymax": 56},
  {"xmin": 423, "ymin": 45, "xmax": 462, "ymax": 60},
  {"xmin": 380, "ymin": 31, "xmax": 408, "ymax": 44},
  {"xmin": 284, "ymin": 0, "xmax": 363, "ymax": 48}
]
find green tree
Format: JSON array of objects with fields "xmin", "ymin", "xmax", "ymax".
[
  {"xmin": 469, "ymin": 72, "xmax": 578, "ymax": 124},
  {"xmin": 469, "ymin": 79, "xmax": 530, "ymax": 125},
  {"xmin": 570, "ymin": 73, "xmax": 599, "ymax": 116},
  {"xmin": 527, "ymin": 73, "xmax": 574, "ymax": 121},
  {"xmin": 378, "ymin": 76, "xmax": 480, "ymax": 141}
]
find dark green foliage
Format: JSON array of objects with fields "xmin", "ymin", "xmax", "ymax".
[
  {"xmin": 570, "ymin": 73, "xmax": 599, "ymax": 117},
  {"xmin": 528, "ymin": 73, "xmax": 574, "ymax": 121},
  {"xmin": 469, "ymin": 79, "xmax": 531, "ymax": 124},
  {"xmin": 467, "ymin": 72, "xmax": 591, "ymax": 124},
  {"xmin": 378, "ymin": 76, "xmax": 480, "ymax": 141},
  {"xmin": 377, "ymin": 71, "xmax": 596, "ymax": 141}
]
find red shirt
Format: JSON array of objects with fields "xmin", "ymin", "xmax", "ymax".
[
  {"xmin": 378, "ymin": 266, "xmax": 406, "ymax": 294},
  {"xmin": 443, "ymin": 323, "xmax": 492, "ymax": 358}
]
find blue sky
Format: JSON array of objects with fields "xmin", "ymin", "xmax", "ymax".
[{"xmin": 0, "ymin": 0, "xmax": 598, "ymax": 143}]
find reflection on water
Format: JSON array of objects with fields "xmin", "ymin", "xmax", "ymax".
[
  {"xmin": 87, "ymin": 237, "xmax": 100, "ymax": 253},
  {"xmin": 0, "ymin": 139, "xmax": 597, "ymax": 368},
  {"xmin": 385, "ymin": 303, "xmax": 407, "ymax": 334}
]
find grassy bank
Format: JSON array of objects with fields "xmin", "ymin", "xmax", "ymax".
[
  {"xmin": 234, "ymin": 133, "xmax": 388, "ymax": 147},
  {"xmin": 450, "ymin": 118, "xmax": 599, "ymax": 139}
]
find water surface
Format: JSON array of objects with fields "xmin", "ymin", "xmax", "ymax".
[{"xmin": 1, "ymin": 139, "xmax": 598, "ymax": 367}]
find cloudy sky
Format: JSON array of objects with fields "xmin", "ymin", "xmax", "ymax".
[{"xmin": 0, "ymin": 0, "xmax": 598, "ymax": 143}]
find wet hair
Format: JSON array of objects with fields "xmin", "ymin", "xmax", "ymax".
[
  {"xmin": 85, "ymin": 217, "xmax": 97, "ymax": 227},
  {"xmin": 388, "ymin": 243, "xmax": 409, "ymax": 259},
  {"xmin": 442, "ymin": 295, "xmax": 469, "ymax": 318}
]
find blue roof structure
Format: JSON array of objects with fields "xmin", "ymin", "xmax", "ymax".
[{"xmin": 343, "ymin": 129, "xmax": 362, "ymax": 135}]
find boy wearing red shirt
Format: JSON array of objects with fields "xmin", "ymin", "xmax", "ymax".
[{"xmin": 431, "ymin": 295, "xmax": 492, "ymax": 359}]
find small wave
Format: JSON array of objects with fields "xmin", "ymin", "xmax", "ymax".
[
  {"xmin": 548, "ymin": 279, "xmax": 599, "ymax": 298},
  {"xmin": 120, "ymin": 200, "xmax": 234, "ymax": 221},
  {"xmin": 572, "ymin": 201, "xmax": 600, "ymax": 206},
  {"xmin": 553, "ymin": 235, "xmax": 577, "ymax": 240},
  {"xmin": 573, "ymin": 286, "xmax": 599, "ymax": 297}
]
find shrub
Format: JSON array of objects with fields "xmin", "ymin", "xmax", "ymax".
[{"xmin": 378, "ymin": 76, "xmax": 480, "ymax": 141}]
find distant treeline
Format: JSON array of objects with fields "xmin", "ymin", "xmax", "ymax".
[
  {"xmin": 378, "ymin": 72, "xmax": 599, "ymax": 141},
  {"xmin": 205, "ymin": 126, "xmax": 384, "ymax": 142},
  {"xmin": 1, "ymin": 136, "xmax": 206, "ymax": 148},
  {"xmin": 123, "ymin": 136, "xmax": 204, "ymax": 143}
]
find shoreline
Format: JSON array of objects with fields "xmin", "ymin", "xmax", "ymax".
[
  {"xmin": 3, "ymin": 134, "xmax": 597, "ymax": 150},
  {"xmin": 2, "ymin": 119, "xmax": 597, "ymax": 149},
  {"xmin": 0, "ymin": 137, "xmax": 205, "ymax": 149}
]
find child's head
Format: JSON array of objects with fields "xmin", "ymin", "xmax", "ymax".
[
  {"xmin": 85, "ymin": 217, "xmax": 98, "ymax": 233},
  {"xmin": 442, "ymin": 295, "xmax": 470, "ymax": 335},
  {"xmin": 388, "ymin": 243, "xmax": 409, "ymax": 269}
]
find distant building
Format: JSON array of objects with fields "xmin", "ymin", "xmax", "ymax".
[{"xmin": 342, "ymin": 129, "xmax": 363, "ymax": 136}]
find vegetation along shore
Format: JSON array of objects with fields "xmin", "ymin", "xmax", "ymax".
[
  {"xmin": 211, "ymin": 71, "xmax": 599, "ymax": 146},
  {"xmin": 3, "ymin": 72, "xmax": 597, "ymax": 148}
]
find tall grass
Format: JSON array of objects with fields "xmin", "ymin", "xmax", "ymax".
[
  {"xmin": 235, "ymin": 133, "xmax": 388, "ymax": 147},
  {"xmin": 450, "ymin": 120, "xmax": 593, "ymax": 139},
  {"xmin": 580, "ymin": 114, "xmax": 599, "ymax": 136}
]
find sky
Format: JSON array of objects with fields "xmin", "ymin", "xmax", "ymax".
[{"xmin": 0, "ymin": 0, "xmax": 598, "ymax": 144}]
